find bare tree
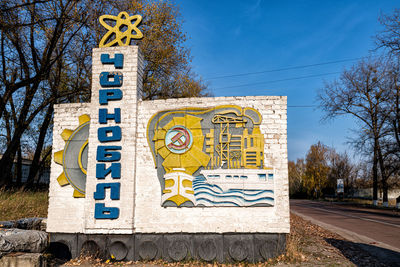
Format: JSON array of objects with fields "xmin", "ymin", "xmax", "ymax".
[
  {"xmin": 328, "ymin": 151, "xmax": 354, "ymax": 197},
  {"xmin": 0, "ymin": 0, "xmax": 96, "ymax": 186},
  {"xmin": 0, "ymin": 0, "xmax": 209, "ymax": 187},
  {"xmin": 376, "ymin": 9, "xmax": 400, "ymax": 57},
  {"xmin": 288, "ymin": 158, "xmax": 306, "ymax": 197},
  {"xmin": 318, "ymin": 58, "xmax": 395, "ymax": 205}
]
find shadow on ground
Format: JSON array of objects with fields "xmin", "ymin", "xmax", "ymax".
[{"xmin": 325, "ymin": 238, "xmax": 400, "ymax": 267}]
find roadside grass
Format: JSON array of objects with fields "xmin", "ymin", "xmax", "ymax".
[{"xmin": 0, "ymin": 187, "xmax": 48, "ymax": 221}]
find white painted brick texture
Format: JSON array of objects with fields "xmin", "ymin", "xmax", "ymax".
[
  {"xmin": 47, "ymin": 46, "xmax": 289, "ymax": 234},
  {"xmin": 47, "ymin": 103, "xmax": 90, "ymax": 233},
  {"xmin": 134, "ymin": 96, "xmax": 289, "ymax": 233},
  {"xmin": 84, "ymin": 46, "xmax": 142, "ymax": 234}
]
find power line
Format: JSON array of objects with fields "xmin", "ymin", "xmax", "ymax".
[
  {"xmin": 207, "ymin": 57, "xmax": 363, "ymax": 80},
  {"xmin": 288, "ymin": 105, "xmax": 316, "ymax": 108},
  {"xmin": 212, "ymin": 71, "xmax": 341, "ymax": 91}
]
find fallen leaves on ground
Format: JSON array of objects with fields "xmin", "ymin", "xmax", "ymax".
[{"xmin": 61, "ymin": 213, "xmax": 388, "ymax": 266}]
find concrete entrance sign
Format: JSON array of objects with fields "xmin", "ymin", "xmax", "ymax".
[{"xmin": 47, "ymin": 12, "xmax": 289, "ymax": 262}]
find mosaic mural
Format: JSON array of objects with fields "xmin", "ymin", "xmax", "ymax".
[
  {"xmin": 147, "ymin": 105, "xmax": 275, "ymax": 207},
  {"xmin": 54, "ymin": 114, "xmax": 90, "ymax": 198},
  {"xmin": 99, "ymin": 11, "xmax": 143, "ymax": 48}
]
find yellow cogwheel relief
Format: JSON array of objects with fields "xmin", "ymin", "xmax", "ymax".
[
  {"xmin": 99, "ymin": 11, "xmax": 143, "ymax": 48},
  {"xmin": 147, "ymin": 105, "xmax": 276, "ymax": 208},
  {"xmin": 54, "ymin": 114, "xmax": 90, "ymax": 198}
]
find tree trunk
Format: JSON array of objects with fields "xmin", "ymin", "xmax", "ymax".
[
  {"xmin": 378, "ymin": 146, "xmax": 389, "ymax": 206},
  {"xmin": 372, "ymin": 140, "xmax": 379, "ymax": 205},
  {"xmin": 376, "ymin": 144, "xmax": 389, "ymax": 206},
  {"xmin": 0, "ymin": 129, "xmax": 22, "ymax": 186},
  {"xmin": 26, "ymin": 104, "xmax": 53, "ymax": 186},
  {"xmin": 16, "ymin": 144, "xmax": 22, "ymax": 186},
  {"xmin": 0, "ymin": 80, "xmax": 40, "ymax": 186},
  {"xmin": 36, "ymin": 148, "xmax": 51, "ymax": 185},
  {"xmin": 382, "ymin": 177, "xmax": 389, "ymax": 206}
]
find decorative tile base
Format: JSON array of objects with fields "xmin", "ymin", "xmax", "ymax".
[{"xmin": 49, "ymin": 232, "xmax": 286, "ymax": 263}]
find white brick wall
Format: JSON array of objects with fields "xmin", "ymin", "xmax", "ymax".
[
  {"xmin": 134, "ymin": 96, "xmax": 289, "ymax": 233},
  {"xmin": 84, "ymin": 46, "xmax": 143, "ymax": 234},
  {"xmin": 47, "ymin": 46, "xmax": 289, "ymax": 234},
  {"xmin": 47, "ymin": 103, "xmax": 90, "ymax": 233}
]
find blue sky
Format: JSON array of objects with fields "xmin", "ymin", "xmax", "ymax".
[{"xmin": 174, "ymin": 0, "xmax": 399, "ymax": 161}]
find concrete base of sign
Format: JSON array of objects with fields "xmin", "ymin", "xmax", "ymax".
[
  {"xmin": 0, "ymin": 253, "xmax": 46, "ymax": 267},
  {"xmin": 49, "ymin": 233, "xmax": 286, "ymax": 262}
]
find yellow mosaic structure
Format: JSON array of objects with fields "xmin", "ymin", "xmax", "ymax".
[
  {"xmin": 151, "ymin": 114, "xmax": 210, "ymax": 206},
  {"xmin": 99, "ymin": 11, "xmax": 143, "ymax": 48},
  {"xmin": 208, "ymin": 107, "xmax": 265, "ymax": 169},
  {"xmin": 152, "ymin": 114, "xmax": 210, "ymax": 175},
  {"xmin": 147, "ymin": 105, "xmax": 269, "ymax": 206},
  {"xmin": 54, "ymin": 114, "xmax": 90, "ymax": 198}
]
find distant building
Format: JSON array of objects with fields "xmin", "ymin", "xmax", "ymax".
[{"xmin": 0, "ymin": 156, "xmax": 50, "ymax": 184}]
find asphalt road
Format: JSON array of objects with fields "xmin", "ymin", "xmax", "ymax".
[{"xmin": 290, "ymin": 199, "xmax": 400, "ymax": 266}]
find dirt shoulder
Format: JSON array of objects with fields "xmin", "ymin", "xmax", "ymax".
[{"xmin": 286, "ymin": 213, "xmax": 389, "ymax": 267}]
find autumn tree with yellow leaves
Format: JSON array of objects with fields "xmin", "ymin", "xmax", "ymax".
[
  {"xmin": 303, "ymin": 142, "xmax": 331, "ymax": 199},
  {"xmin": 289, "ymin": 142, "xmax": 359, "ymax": 199},
  {"xmin": 0, "ymin": 0, "xmax": 208, "ymax": 187}
]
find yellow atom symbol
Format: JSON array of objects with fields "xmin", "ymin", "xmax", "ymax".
[{"xmin": 99, "ymin": 11, "xmax": 143, "ymax": 48}]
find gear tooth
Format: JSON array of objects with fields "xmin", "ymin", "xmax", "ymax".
[
  {"xmin": 57, "ymin": 173, "xmax": 69, "ymax": 186},
  {"xmin": 54, "ymin": 150, "xmax": 64, "ymax": 164},
  {"xmin": 73, "ymin": 190, "xmax": 85, "ymax": 198},
  {"xmin": 61, "ymin": 129, "xmax": 74, "ymax": 141},
  {"xmin": 79, "ymin": 114, "xmax": 90, "ymax": 125},
  {"xmin": 57, "ymin": 114, "xmax": 89, "ymax": 197}
]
